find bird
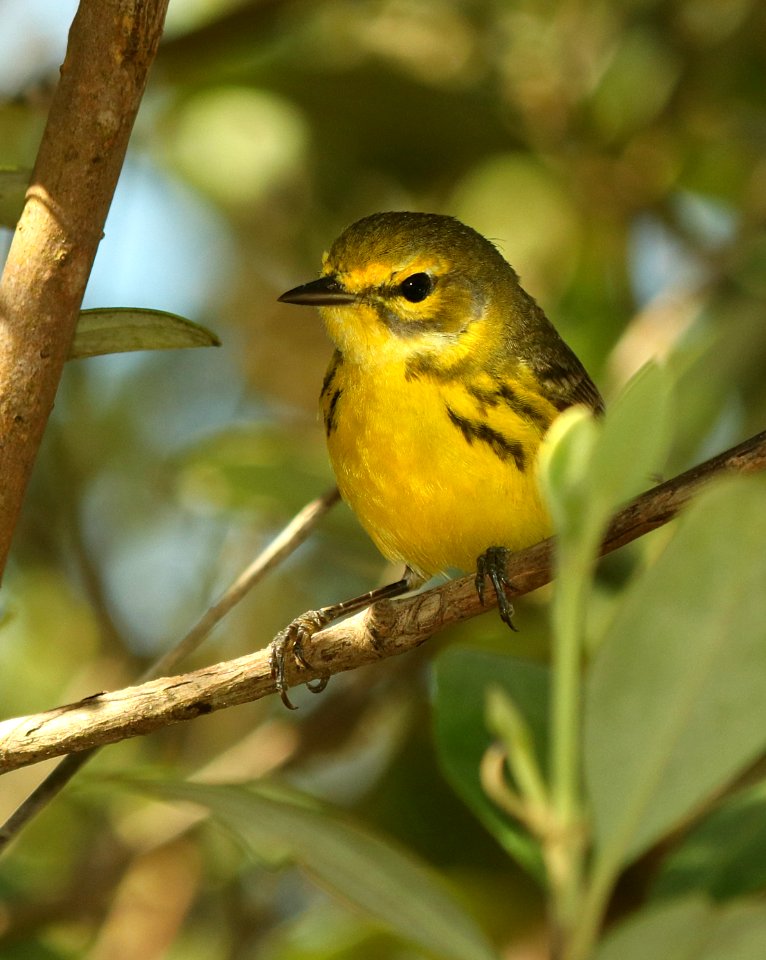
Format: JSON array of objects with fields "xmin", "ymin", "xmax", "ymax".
[{"xmin": 272, "ymin": 212, "xmax": 603, "ymax": 706}]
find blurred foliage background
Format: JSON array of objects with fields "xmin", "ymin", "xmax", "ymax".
[{"xmin": 0, "ymin": 0, "xmax": 765, "ymax": 957}]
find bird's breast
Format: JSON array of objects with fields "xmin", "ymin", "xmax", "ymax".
[{"xmin": 321, "ymin": 356, "xmax": 554, "ymax": 577}]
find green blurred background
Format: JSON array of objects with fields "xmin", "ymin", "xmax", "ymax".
[{"xmin": 1, "ymin": 0, "xmax": 765, "ymax": 956}]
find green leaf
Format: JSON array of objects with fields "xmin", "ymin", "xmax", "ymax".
[
  {"xmin": 537, "ymin": 404, "xmax": 600, "ymax": 545},
  {"xmin": 588, "ymin": 361, "xmax": 673, "ymax": 518},
  {"xmin": 70, "ymin": 308, "xmax": 220, "ymax": 359},
  {"xmin": 432, "ymin": 647, "xmax": 549, "ymax": 879},
  {"xmin": 0, "ymin": 167, "xmax": 29, "ymax": 228},
  {"xmin": 538, "ymin": 362, "xmax": 672, "ymax": 558},
  {"xmin": 585, "ymin": 476, "xmax": 766, "ymax": 870},
  {"xmin": 652, "ymin": 780, "xmax": 766, "ymax": 902},
  {"xmin": 132, "ymin": 778, "xmax": 498, "ymax": 960},
  {"xmin": 595, "ymin": 897, "xmax": 766, "ymax": 960}
]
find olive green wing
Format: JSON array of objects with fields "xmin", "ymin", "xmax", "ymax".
[
  {"xmin": 515, "ymin": 309, "xmax": 604, "ymax": 415},
  {"xmin": 507, "ymin": 288, "xmax": 605, "ymax": 416},
  {"xmin": 528, "ymin": 351, "xmax": 605, "ymax": 415}
]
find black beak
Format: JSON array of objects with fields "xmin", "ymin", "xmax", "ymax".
[{"xmin": 278, "ymin": 276, "xmax": 357, "ymax": 306}]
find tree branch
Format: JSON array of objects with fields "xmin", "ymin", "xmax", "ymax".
[
  {"xmin": 0, "ymin": 0, "xmax": 169, "ymax": 578},
  {"xmin": 0, "ymin": 487, "xmax": 340, "ymax": 853},
  {"xmin": 141, "ymin": 486, "xmax": 341, "ymax": 682},
  {"xmin": 1, "ymin": 428, "xmax": 764, "ymax": 774}
]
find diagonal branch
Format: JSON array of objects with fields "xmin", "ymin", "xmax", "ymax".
[
  {"xmin": 0, "ymin": 486, "xmax": 340, "ymax": 853},
  {"xmin": 0, "ymin": 0, "xmax": 170, "ymax": 578},
  {"xmin": 1, "ymin": 428, "xmax": 764, "ymax": 775}
]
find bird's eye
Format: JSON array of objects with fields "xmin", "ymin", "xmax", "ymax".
[{"xmin": 398, "ymin": 272, "xmax": 434, "ymax": 303}]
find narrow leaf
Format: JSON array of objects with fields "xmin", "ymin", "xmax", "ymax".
[
  {"xmin": 71, "ymin": 308, "xmax": 220, "ymax": 359},
  {"xmin": 585, "ymin": 476, "xmax": 766, "ymax": 869},
  {"xmin": 133, "ymin": 778, "xmax": 498, "ymax": 960}
]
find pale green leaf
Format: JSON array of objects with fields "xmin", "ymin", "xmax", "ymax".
[
  {"xmin": 589, "ymin": 361, "xmax": 673, "ymax": 516},
  {"xmin": 71, "ymin": 308, "xmax": 220, "ymax": 359},
  {"xmin": 539, "ymin": 362, "xmax": 673, "ymax": 558},
  {"xmin": 537, "ymin": 404, "xmax": 599, "ymax": 540},
  {"xmin": 135, "ymin": 778, "xmax": 498, "ymax": 960},
  {"xmin": 585, "ymin": 476, "xmax": 766, "ymax": 869},
  {"xmin": 596, "ymin": 897, "xmax": 766, "ymax": 960}
]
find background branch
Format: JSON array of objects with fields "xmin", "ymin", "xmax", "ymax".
[
  {"xmin": 0, "ymin": 0, "xmax": 169, "ymax": 577},
  {"xmin": 1, "ymin": 428, "xmax": 764, "ymax": 776},
  {"xmin": 0, "ymin": 486, "xmax": 340, "ymax": 853}
]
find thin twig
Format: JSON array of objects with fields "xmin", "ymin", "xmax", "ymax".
[
  {"xmin": 0, "ymin": 487, "xmax": 339, "ymax": 854},
  {"xmin": 1, "ymin": 428, "xmax": 763, "ymax": 779},
  {"xmin": 143, "ymin": 487, "xmax": 340, "ymax": 681}
]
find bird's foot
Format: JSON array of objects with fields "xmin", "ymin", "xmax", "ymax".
[
  {"xmin": 269, "ymin": 572, "xmax": 418, "ymax": 709},
  {"xmin": 475, "ymin": 546, "xmax": 518, "ymax": 631},
  {"xmin": 269, "ymin": 609, "xmax": 331, "ymax": 710}
]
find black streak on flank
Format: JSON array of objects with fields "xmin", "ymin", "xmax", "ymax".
[
  {"xmin": 405, "ymin": 350, "xmax": 472, "ymax": 383},
  {"xmin": 320, "ymin": 351, "xmax": 342, "ymax": 399},
  {"xmin": 465, "ymin": 382, "xmax": 551, "ymax": 431},
  {"xmin": 465, "ymin": 384, "xmax": 500, "ymax": 412},
  {"xmin": 325, "ymin": 388, "xmax": 342, "ymax": 435},
  {"xmin": 496, "ymin": 383, "xmax": 552, "ymax": 430},
  {"xmin": 446, "ymin": 407, "xmax": 526, "ymax": 471}
]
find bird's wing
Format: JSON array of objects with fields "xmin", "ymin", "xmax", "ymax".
[{"xmin": 527, "ymin": 353, "xmax": 605, "ymax": 415}]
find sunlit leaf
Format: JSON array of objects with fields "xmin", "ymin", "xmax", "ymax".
[
  {"xmin": 70, "ymin": 308, "xmax": 220, "ymax": 359},
  {"xmin": 585, "ymin": 476, "xmax": 766, "ymax": 868}
]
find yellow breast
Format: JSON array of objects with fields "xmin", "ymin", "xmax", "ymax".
[{"xmin": 322, "ymin": 354, "xmax": 555, "ymax": 578}]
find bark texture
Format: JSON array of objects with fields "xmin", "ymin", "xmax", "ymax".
[{"xmin": 0, "ymin": 0, "xmax": 169, "ymax": 576}]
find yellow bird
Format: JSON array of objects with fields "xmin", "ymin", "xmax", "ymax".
[{"xmin": 273, "ymin": 212, "xmax": 603, "ymax": 706}]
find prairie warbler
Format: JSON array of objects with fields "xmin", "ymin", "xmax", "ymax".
[{"xmin": 273, "ymin": 212, "xmax": 603, "ymax": 706}]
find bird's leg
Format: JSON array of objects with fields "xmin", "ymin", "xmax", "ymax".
[
  {"xmin": 475, "ymin": 546, "xmax": 518, "ymax": 631},
  {"xmin": 270, "ymin": 567, "xmax": 423, "ymax": 709}
]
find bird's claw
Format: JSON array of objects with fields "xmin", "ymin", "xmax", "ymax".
[
  {"xmin": 269, "ymin": 609, "xmax": 331, "ymax": 709},
  {"xmin": 475, "ymin": 547, "xmax": 518, "ymax": 632}
]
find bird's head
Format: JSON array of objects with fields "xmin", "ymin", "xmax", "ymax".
[{"xmin": 279, "ymin": 212, "xmax": 520, "ymax": 367}]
